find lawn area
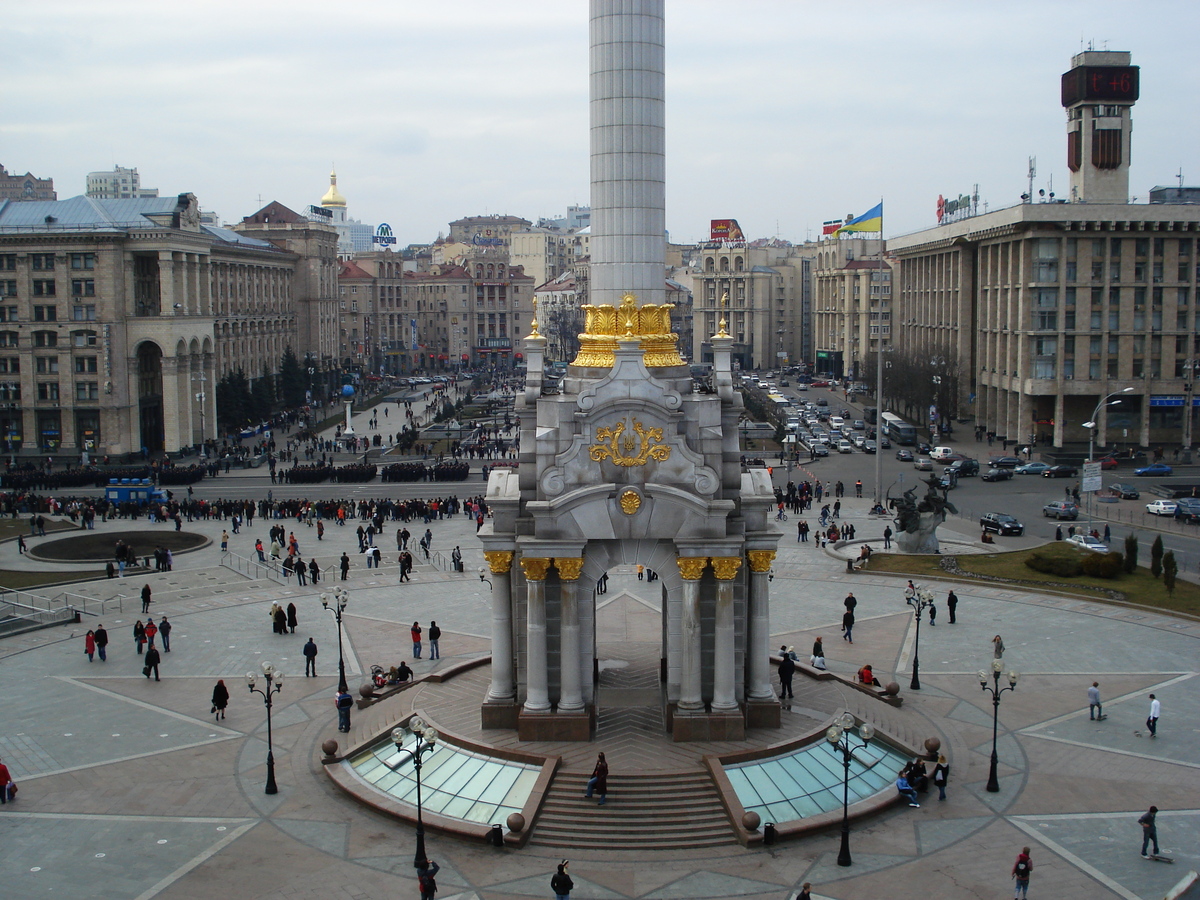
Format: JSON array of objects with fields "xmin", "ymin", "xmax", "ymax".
[
  {"xmin": 0, "ymin": 568, "xmax": 106, "ymax": 591},
  {"xmin": 866, "ymin": 542, "xmax": 1200, "ymax": 618}
]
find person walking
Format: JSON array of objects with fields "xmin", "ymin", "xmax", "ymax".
[
  {"xmin": 84, "ymin": 629, "xmax": 96, "ymax": 662},
  {"xmin": 134, "ymin": 620, "xmax": 146, "ymax": 654},
  {"xmin": 303, "ymin": 638, "xmax": 318, "ymax": 676},
  {"xmin": 1011, "ymin": 847, "xmax": 1032, "ymax": 900},
  {"xmin": 286, "ymin": 602, "xmax": 298, "ymax": 634},
  {"xmin": 411, "ymin": 622, "xmax": 423, "ymax": 659},
  {"xmin": 220, "ymin": 529, "xmax": 229, "ymax": 552},
  {"xmin": 551, "ymin": 861, "xmax": 574, "ymax": 900},
  {"xmin": 158, "ymin": 616, "xmax": 171, "ymax": 652},
  {"xmin": 993, "ymin": 634, "xmax": 1005, "ymax": 658},
  {"xmin": 211, "ymin": 679, "xmax": 229, "ymax": 720},
  {"xmin": 844, "ymin": 592, "xmax": 857, "ymax": 614},
  {"xmin": 335, "ymin": 687, "xmax": 353, "ymax": 732},
  {"xmin": 778, "ymin": 652, "xmax": 795, "ymax": 699},
  {"xmin": 309, "ymin": 557, "xmax": 320, "ymax": 584},
  {"xmin": 798, "ymin": 884, "xmax": 813, "ymax": 900},
  {"xmin": 339, "ymin": 552, "xmax": 350, "ymax": 580},
  {"xmin": 428, "ymin": 621, "xmax": 441, "ymax": 660},
  {"xmin": 842, "ymin": 608, "xmax": 855, "ymax": 643},
  {"xmin": 94, "ymin": 624, "xmax": 108, "ymax": 661},
  {"xmin": 927, "ymin": 600, "xmax": 937, "ymax": 626},
  {"xmin": 1088, "ymin": 682, "xmax": 1103, "ymax": 720},
  {"xmin": 1139, "ymin": 806, "xmax": 1160, "ymax": 858},
  {"xmin": 273, "ymin": 605, "xmax": 287, "ymax": 636},
  {"xmin": 1146, "ymin": 694, "xmax": 1160, "ymax": 737},
  {"xmin": 946, "ymin": 589, "xmax": 958, "ymax": 624},
  {"xmin": 143, "ymin": 617, "xmax": 158, "ymax": 648},
  {"xmin": 584, "ymin": 752, "xmax": 608, "ymax": 805},
  {"xmin": 141, "ymin": 584, "xmax": 153, "ymax": 614},
  {"xmin": 933, "ymin": 754, "xmax": 950, "ymax": 801},
  {"xmin": 144, "ymin": 644, "xmax": 161, "ymax": 681},
  {"xmin": 882, "ymin": 525, "xmax": 892, "ymax": 549},
  {"xmin": 295, "ymin": 557, "xmax": 307, "ymax": 586}
]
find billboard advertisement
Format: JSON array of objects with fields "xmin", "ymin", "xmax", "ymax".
[{"xmin": 710, "ymin": 219, "xmax": 745, "ymax": 242}]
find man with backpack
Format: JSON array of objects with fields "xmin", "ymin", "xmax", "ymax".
[
  {"xmin": 1011, "ymin": 846, "xmax": 1033, "ymax": 899},
  {"xmin": 417, "ymin": 859, "xmax": 440, "ymax": 900},
  {"xmin": 335, "ymin": 688, "xmax": 353, "ymax": 732}
]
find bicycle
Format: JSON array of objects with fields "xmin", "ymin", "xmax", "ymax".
[{"xmin": 775, "ymin": 510, "xmax": 788, "ymax": 522}]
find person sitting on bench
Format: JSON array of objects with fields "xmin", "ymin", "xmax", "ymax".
[{"xmin": 858, "ymin": 664, "xmax": 882, "ymax": 687}]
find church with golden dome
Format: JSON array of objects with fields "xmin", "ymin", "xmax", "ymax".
[{"xmin": 308, "ymin": 167, "xmax": 375, "ymax": 255}]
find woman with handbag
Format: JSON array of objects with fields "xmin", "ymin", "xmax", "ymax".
[
  {"xmin": 133, "ymin": 620, "xmax": 146, "ymax": 655},
  {"xmin": 211, "ymin": 679, "xmax": 229, "ymax": 720}
]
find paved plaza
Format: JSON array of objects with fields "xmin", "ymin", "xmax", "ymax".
[{"xmin": 0, "ymin": 468, "xmax": 1197, "ymax": 900}]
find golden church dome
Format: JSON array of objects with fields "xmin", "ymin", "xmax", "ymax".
[{"xmin": 320, "ymin": 167, "xmax": 347, "ymax": 208}]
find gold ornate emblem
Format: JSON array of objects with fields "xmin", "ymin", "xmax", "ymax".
[
  {"xmin": 618, "ymin": 489, "xmax": 641, "ymax": 515},
  {"xmin": 710, "ymin": 557, "xmax": 743, "ymax": 581},
  {"xmin": 554, "ymin": 557, "xmax": 584, "ymax": 581},
  {"xmin": 746, "ymin": 550, "xmax": 776, "ymax": 573},
  {"xmin": 570, "ymin": 293, "xmax": 685, "ymax": 368},
  {"xmin": 482, "ymin": 550, "xmax": 514, "ymax": 574},
  {"xmin": 589, "ymin": 418, "xmax": 671, "ymax": 468},
  {"xmin": 520, "ymin": 557, "xmax": 552, "ymax": 582},
  {"xmin": 676, "ymin": 557, "xmax": 709, "ymax": 581}
]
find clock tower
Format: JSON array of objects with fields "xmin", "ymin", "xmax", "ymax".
[{"xmin": 1062, "ymin": 50, "xmax": 1139, "ymax": 203}]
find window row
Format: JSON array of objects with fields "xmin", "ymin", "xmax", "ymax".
[{"xmin": 0, "ymin": 330, "xmax": 98, "ymax": 348}]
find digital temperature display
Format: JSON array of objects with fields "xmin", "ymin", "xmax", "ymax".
[{"xmin": 1061, "ymin": 66, "xmax": 1140, "ymax": 106}]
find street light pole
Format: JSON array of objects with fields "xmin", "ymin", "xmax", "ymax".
[
  {"xmin": 825, "ymin": 712, "xmax": 876, "ymax": 867},
  {"xmin": 980, "ymin": 658, "xmax": 1018, "ymax": 793},
  {"xmin": 388, "ymin": 718, "xmax": 440, "ymax": 869},
  {"xmin": 247, "ymin": 661, "xmax": 284, "ymax": 794},
  {"xmin": 321, "ymin": 586, "xmax": 350, "ymax": 694},
  {"xmin": 193, "ymin": 373, "xmax": 208, "ymax": 460},
  {"xmin": 1081, "ymin": 387, "xmax": 1134, "ymax": 535},
  {"xmin": 907, "ymin": 586, "xmax": 934, "ymax": 690}
]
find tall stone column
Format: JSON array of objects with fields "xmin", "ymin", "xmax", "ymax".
[
  {"xmin": 483, "ymin": 550, "xmax": 516, "ymax": 702},
  {"xmin": 556, "ymin": 557, "xmax": 585, "ymax": 711},
  {"xmin": 676, "ymin": 556, "xmax": 707, "ymax": 710},
  {"xmin": 746, "ymin": 551, "xmax": 776, "ymax": 701},
  {"xmin": 710, "ymin": 557, "xmax": 742, "ymax": 711},
  {"xmin": 521, "ymin": 557, "xmax": 552, "ymax": 712}
]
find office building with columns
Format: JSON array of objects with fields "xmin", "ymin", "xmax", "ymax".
[
  {"xmin": 811, "ymin": 238, "xmax": 891, "ymax": 381},
  {"xmin": 888, "ymin": 50, "xmax": 1200, "ymax": 451}
]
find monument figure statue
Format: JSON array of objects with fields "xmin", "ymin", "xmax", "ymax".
[{"xmin": 887, "ymin": 473, "xmax": 957, "ymax": 553}]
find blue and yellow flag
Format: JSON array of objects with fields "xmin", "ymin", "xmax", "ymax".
[{"xmin": 833, "ymin": 202, "xmax": 883, "ymax": 237}]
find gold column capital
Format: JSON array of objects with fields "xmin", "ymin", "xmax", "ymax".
[
  {"xmin": 746, "ymin": 550, "xmax": 776, "ymax": 573},
  {"xmin": 711, "ymin": 556, "xmax": 743, "ymax": 581},
  {"xmin": 676, "ymin": 556, "xmax": 709, "ymax": 581},
  {"xmin": 554, "ymin": 557, "xmax": 584, "ymax": 581},
  {"xmin": 520, "ymin": 557, "xmax": 552, "ymax": 582},
  {"xmin": 482, "ymin": 550, "xmax": 514, "ymax": 574}
]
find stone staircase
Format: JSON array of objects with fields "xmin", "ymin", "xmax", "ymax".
[{"xmin": 529, "ymin": 770, "xmax": 738, "ymax": 850}]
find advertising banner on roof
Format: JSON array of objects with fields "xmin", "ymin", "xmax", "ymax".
[
  {"xmin": 373, "ymin": 223, "xmax": 397, "ymax": 246},
  {"xmin": 710, "ymin": 219, "xmax": 745, "ymax": 242}
]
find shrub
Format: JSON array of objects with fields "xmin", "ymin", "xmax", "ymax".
[
  {"xmin": 1124, "ymin": 533, "xmax": 1139, "ymax": 574},
  {"xmin": 1163, "ymin": 551, "xmax": 1178, "ymax": 594},
  {"xmin": 1150, "ymin": 535, "xmax": 1164, "ymax": 578},
  {"xmin": 1025, "ymin": 552, "xmax": 1083, "ymax": 577},
  {"xmin": 1081, "ymin": 551, "xmax": 1124, "ymax": 579}
]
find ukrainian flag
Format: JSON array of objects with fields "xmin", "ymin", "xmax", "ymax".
[{"xmin": 833, "ymin": 202, "xmax": 883, "ymax": 237}]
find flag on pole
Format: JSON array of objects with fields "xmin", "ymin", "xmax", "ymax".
[{"xmin": 832, "ymin": 202, "xmax": 883, "ymax": 237}]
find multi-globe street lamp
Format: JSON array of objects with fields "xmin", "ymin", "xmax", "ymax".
[
  {"xmin": 907, "ymin": 586, "xmax": 934, "ymax": 690},
  {"xmin": 979, "ymin": 658, "xmax": 1019, "ymax": 793},
  {"xmin": 825, "ymin": 712, "xmax": 876, "ymax": 867},
  {"xmin": 1081, "ymin": 387, "xmax": 1134, "ymax": 532},
  {"xmin": 321, "ymin": 586, "xmax": 350, "ymax": 694},
  {"xmin": 246, "ymin": 661, "xmax": 284, "ymax": 794},
  {"xmin": 388, "ymin": 717, "xmax": 440, "ymax": 869}
]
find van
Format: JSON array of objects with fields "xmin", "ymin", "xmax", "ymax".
[
  {"xmin": 830, "ymin": 416, "xmax": 845, "ymax": 430},
  {"xmin": 929, "ymin": 446, "xmax": 956, "ymax": 461}
]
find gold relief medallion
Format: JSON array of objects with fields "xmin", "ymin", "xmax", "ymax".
[
  {"xmin": 618, "ymin": 489, "xmax": 641, "ymax": 515},
  {"xmin": 589, "ymin": 418, "xmax": 671, "ymax": 467}
]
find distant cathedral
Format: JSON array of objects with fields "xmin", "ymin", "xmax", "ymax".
[{"xmin": 308, "ymin": 168, "xmax": 375, "ymax": 256}]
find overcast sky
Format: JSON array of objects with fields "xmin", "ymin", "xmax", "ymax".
[{"xmin": 5, "ymin": 1, "xmax": 1198, "ymax": 246}]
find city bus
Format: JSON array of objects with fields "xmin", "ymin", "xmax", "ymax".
[{"xmin": 880, "ymin": 412, "xmax": 917, "ymax": 445}]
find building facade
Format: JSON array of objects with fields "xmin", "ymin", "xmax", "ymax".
[
  {"xmin": 0, "ymin": 165, "xmax": 55, "ymax": 202},
  {"xmin": 86, "ymin": 166, "xmax": 158, "ymax": 200},
  {"xmin": 811, "ymin": 237, "xmax": 891, "ymax": 380}
]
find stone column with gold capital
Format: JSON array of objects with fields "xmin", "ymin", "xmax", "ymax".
[
  {"xmin": 676, "ymin": 556, "xmax": 708, "ymax": 711},
  {"xmin": 521, "ymin": 557, "xmax": 553, "ymax": 713},
  {"xmin": 710, "ymin": 556, "xmax": 742, "ymax": 711},
  {"xmin": 555, "ymin": 557, "xmax": 585, "ymax": 712},
  {"xmin": 746, "ymin": 550, "xmax": 776, "ymax": 702},
  {"xmin": 483, "ymin": 550, "xmax": 516, "ymax": 703}
]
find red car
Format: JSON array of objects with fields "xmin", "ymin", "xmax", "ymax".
[
  {"xmin": 811, "ymin": 380, "xmax": 830, "ymax": 387},
  {"xmin": 1098, "ymin": 456, "xmax": 1119, "ymax": 470}
]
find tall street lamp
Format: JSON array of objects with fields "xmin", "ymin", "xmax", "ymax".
[
  {"xmin": 907, "ymin": 586, "xmax": 934, "ymax": 690},
  {"xmin": 389, "ymin": 717, "xmax": 440, "ymax": 869},
  {"xmin": 825, "ymin": 711, "xmax": 876, "ymax": 867},
  {"xmin": 247, "ymin": 661, "xmax": 284, "ymax": 794},
  {"xmin": 979, "ymin": 658, "xmax": 1018, "ymax": 793},
  {"xmin": 193, "ymin": 373, "xmax": 208, "ymax": 460},
  {"xmin": 1081, "ymin": 387, "xmax": 1134, "ymax": 532},
  {"xmin": 321, "ymin": 586, "xmax": 350, "ymax": 694}
]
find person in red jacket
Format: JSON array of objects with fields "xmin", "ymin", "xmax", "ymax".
[
  {"xmin": 411, "ymin": 622, "xmax": 423, "ymax": 658},
  {"xmin": 0, "ymin": 756, "xmax": 13, "ymax": 804}
]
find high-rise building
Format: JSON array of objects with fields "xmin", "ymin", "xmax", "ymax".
[
  {"xmin": 0, "ymin": 165, "xmax": 55, "ymax": 202},
  {"xmin": 85, "ymin": 166, "xmax": 158, "ymax": 200},
  {"xmin": 811, "ymin": 237, "xmax": 891, "ymax": 380}
]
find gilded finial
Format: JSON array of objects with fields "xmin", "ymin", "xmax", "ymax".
[
  {"xmin": 528, "ymin": 296, "xmax": 541, "ymax": 338},
  {"xmin": 715, "ymin": 291, "xmax": 730, "ymax": 337}
]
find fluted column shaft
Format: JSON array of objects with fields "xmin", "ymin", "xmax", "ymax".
[
  {"xmin": 557, "ymin": 557, "xmax": 585, "ymax": 711},
  {"xmin": 746, "ymin": 551, "xmax": 776, "ymax": 701},
  {"xmin": 676, "ymin": 557, "xmax": 707, "ymax": 710},
  {"xmin": 521, "ymin": 558, "xmax": 552, "ymax": 712},
  {"xmin": 484, "ymin": 551, "xmax": 515, "ymax": 702},
  {"xmin": 711, "ymin": 557, "xmax": 742, "ymax": 711}
]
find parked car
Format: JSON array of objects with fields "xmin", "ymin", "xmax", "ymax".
[
  {"xmin": 1173, "ymin": 497, "xmax": 1200, "ymax": 522},
  {"xmin": 1134, "ymin": 463, "xmax": 1173, "ymax": 476},
  {"xmin": 981, "ymin": 467, "xmax": 1014, "ymax": 482},
  {"xmin": 1043, "ymin": 500, "xmax": 1080, "ymax": 520},
  {"xmin": 980, "ymin": 512, "xmax": 1024, "ymax": 536},
  {"xmin": 1042, "ymin": 465, "xmax": 1078, "ymax": 478},
  {"xmin": 1108, "ymin": 483, "xmax": 1140, "ymax": 499},
  {"xmin": 1067, "ymin": 534, "xmax": 1109, "ymax": 553},
  {"xmin": 1146, "ymin": 500, "xmax": 1178, "ymax": 516},
  {"xmin": 896, "ymin": 448, "xmax": 914, "ymax": 462},
  {"xmin": 914, "ymin": 458, "xmax": 933, "ymax": 471},
  {"xmin": 1015, "ymin": 462, "xmax": 1051, "ymax": 475},
  {"xmin": 988, "ymin": 456, "xmax": 1022, "ymax": 468}
]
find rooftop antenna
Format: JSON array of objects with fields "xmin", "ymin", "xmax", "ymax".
[{"xmin": 1179, "ymin": 167, "xmax": 1186, "ymax": 188}]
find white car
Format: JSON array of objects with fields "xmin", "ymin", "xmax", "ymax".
[
  {"xmin": 1067, "ymin": 534, "xmax": 1109, "ymax": 553},
  {"xmin": 837, "ymin": 440, "xmax": 854, "ymax": 454},
  {"xmin": 1146, "ymin": 500, "xmax": 1178, "ymax": 516}
]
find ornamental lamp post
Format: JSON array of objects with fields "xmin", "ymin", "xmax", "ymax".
[
  {"xmin": 389, "ymin": 718, "xmax": 440, "ymax": 869},
  {"xmin": 321, "ymin": 586, "xmax": 350, "ymax": 694},
  {"xmin": 907, "ymin": 587, "xmax": 934, "ymax": 690},
  {"xmin": 979, "ymin": 658, "xmax": 1018, "ymax": 793},
  {"xmin": 825, "ymin": 711, "xmax": 876, "ymax": 867},
  {"xmin": 1081, "ymin": 387, "xmax": 1133, "ymax": 532},
  {"xmin": 247, "ymin": 662, "xmax": 284, "ymax": 794}
]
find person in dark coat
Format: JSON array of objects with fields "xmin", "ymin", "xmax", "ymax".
[
  {"xmin": 946, "ymin": 590, "xmax": 958, "ymax": 624},
  {"xmin": 551, "ymin": 861, "xmax": 574, "ymax": 900},
  {"xmin": 286, "ymin": 602, "xmax": 298, "ymax": 634},
  {"xmin": 303, "ymin": 638, "xmax": 318, "ymax": 677},
  {"xmin": 133, "ymin": 620, "xmax": 146, "ymax": 654},
  {"xmin": 94, "ymin": 624, "xmax": 108, "ymax": 661},
  {"xmin": 584, "ymin": 752, "xmax": 608, "ymax": 805},
  {"xmin": 340, "ymin": 552, "xmax": 350, "ymax": 580},
  {"xmin": 144, "ymin": 645, "xmax": 161, "ymax": 681},
  {"xmin": 308, "ymin": 558, "xmax": 320, "ymax": 584},
  {"xmin": 211, "ymin": 679, "xmax": 229, "ymax": 719},
  {"xmin": 158, "ymin": 616, "xmax": 172, "ymax": 652},
  {"xmin": 778, "ymin": 653, "xmax": 796, "ymax": 698},
  {"xmin": 141, "ymin": 584, "xmax": 152, "ymax": 613},
  {"xmin": 273, "ymin": 606, "xmax": 287, "ymax": 636}
]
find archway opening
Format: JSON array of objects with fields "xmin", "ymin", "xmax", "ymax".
[{"xmin": 137, "ymin": 342, "xmax": 164, "ymax": 455}]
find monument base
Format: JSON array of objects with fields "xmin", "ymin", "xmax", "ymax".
[
  {"xmin": 744, "ymin": 698, "xmax": 781, "ymax": 729},
  {"xmin": 481, "ymin": 700, "xmax": 521, "ymax": 730},
  {"xmin": 669, "ymin": 706, "xmax": 745, "ymax": 742},
  {"xmin": 517, "ymin": 706, "xmax": 594, "ymax": 741}
]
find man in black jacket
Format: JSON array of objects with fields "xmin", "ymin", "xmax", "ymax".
[{"xmin": 778, "ymin": 654, "xmax": 795, "ymax": 699}]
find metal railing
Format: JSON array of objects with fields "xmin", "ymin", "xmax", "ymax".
[
  {"xmin": 221, "ymin": 551, "xmax": 288, "ymax": 585},
  {"xmin": 0, "ymin": 598, "xmax": 75, "ymax": 636}
]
